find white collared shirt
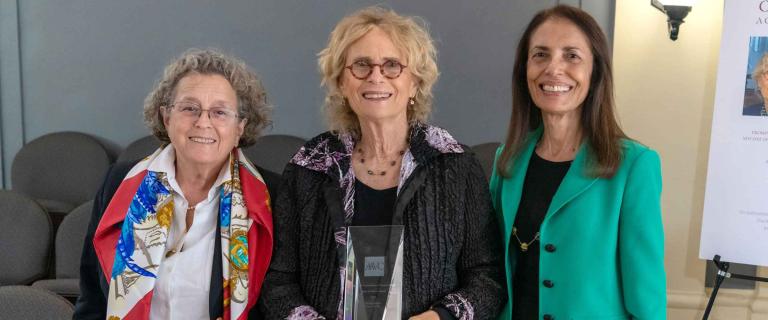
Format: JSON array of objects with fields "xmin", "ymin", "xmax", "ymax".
[{"xmin": 147, "ymin": 145, "xmax": 230, "ymax": 320}]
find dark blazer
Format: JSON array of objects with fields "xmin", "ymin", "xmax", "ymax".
[
  {"xmin": 259, "ymin": 125, "xmax": 506, "ymax": 319},
  {"xmin": 73, "ymin": 160, "xmax": 280, "ymax": 320}
]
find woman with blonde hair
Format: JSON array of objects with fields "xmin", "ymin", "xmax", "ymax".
[
  {"xmin": 260, "ymin": 6, "xmax": 505, "ymax": 320},
  {"xmin": 745, "ymin": 52, "xmax": 768, "ymax": 116}
]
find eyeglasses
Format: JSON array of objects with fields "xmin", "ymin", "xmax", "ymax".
[
  {"xmin": 345, "ymin": 60, "xmax": 408, "ymax": 80},
  {"xmin": 167, "ymin": 101, "xmax": 241, "ymax": 124}
]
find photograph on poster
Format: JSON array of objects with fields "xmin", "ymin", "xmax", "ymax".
[
  {"xmin": 702, "ymin": 17, "xmax": 768, "ymax": 267},
  {"xmin": 743, "ymin": 36, "xmax": 768, "ymax": 116}
]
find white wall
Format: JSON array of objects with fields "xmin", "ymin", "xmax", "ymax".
[{"xmin": 613, "ymin": 0, "xmax": 768, "ymax": 318}]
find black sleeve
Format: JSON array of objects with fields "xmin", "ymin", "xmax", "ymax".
[
  {"xmin": 258, "ymin": 164, "xmax": 318, "ymax": 319},
  {"xmin": 433, "ymin": 306, "xmax": 458, "ymax": 320},
  {"xmin": 73, "ymin": 162, "xmax": 136, "ymax": 320},
  {"xmin": 256, "ymin": 166, "xmax": 282, "ymax": 199},
  {"xmin": 433, "ymin": 154, "xmax": 507, "ymax": 319}
]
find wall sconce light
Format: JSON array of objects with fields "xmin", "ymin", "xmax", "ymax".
[{"xmin": 651, "ymin": 0, "xmax": 696, "ymax": 41}]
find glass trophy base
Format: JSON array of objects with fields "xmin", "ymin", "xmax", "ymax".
[{"xmin": 343, "ymin": 225, "xmax": 404, "ymax": 320}]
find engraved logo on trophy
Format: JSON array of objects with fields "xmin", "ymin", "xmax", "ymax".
[{"xmin": 364, "ymin": 256, "xmax": 385, "ymax": 277}]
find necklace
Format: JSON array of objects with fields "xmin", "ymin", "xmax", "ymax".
[
  {"xmin": 512, "ymin": 227, "xmax": 540, "ymax": 252},
  {"xmin": 356, "ymin": 140, "xmax": 408, "ymax": 176}
]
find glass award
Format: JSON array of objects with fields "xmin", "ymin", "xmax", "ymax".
[{"xmin": 343, "ymin": 225, "xmax": 404, "ymax": 320}]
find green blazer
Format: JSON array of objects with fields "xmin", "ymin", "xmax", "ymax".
[{"xmin": 490, "ymin": 129, "xmax": 666, "ymax": 320}]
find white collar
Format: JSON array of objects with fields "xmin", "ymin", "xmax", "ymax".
[{"xmin": 147, "ymin": 144, "xmax": 232, "ymax": 198}]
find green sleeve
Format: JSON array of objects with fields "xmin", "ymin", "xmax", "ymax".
[{"xmin": 619, "ymin": 149, "xmax": 667, "ymax": 320}]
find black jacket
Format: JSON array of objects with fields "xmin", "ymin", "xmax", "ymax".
[
  {"xmin": 259, "ymin": 124, "xmax": 506, "ymax": 319},
  {"xmin": 73, "ymin": 160, "xmax": 280, "ymax": 320}
]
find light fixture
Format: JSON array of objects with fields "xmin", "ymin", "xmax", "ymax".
[{"xmin": 651, "ymin": 0, "xmax": 696, "ymax": 41}]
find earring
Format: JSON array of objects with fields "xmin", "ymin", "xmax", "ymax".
[{"xmin": 408, "ymin": 97, "xmax": 415, "ymax": 106}]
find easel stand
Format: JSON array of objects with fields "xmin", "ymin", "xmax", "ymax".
[{"xmin": 702, "ymin": 255, "xmax": 768, "ymax": 320}]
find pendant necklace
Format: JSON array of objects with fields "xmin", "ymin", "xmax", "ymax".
[{"xmin": 512, "ymin": 227, "xmax": 540, "ymax": 252}]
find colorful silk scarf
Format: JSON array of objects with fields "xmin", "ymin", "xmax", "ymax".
[{"xmin": 92, "ymin": 147, "xmax": 273, "ymax": 320}]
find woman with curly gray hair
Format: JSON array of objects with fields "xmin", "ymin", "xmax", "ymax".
[
  {"xmin": 260, "ymin": 6, "xmax": 505, "ymax": 320},
  {"xmin": 75, "ymin": 48, "xmax": 280, "ymax": 320}
]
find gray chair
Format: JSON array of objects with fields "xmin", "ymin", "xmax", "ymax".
[
  {"xmin": 0, "ymin": 286, "xmax": 74, "ymax": 320},
  {"xmin": 0, "ymin": 190, "xmax": 52, "ymax": 285},
  {"xmin": 11, "ymin": 131, "xmax": 111, "ymax": 214},
  {"xmin": 471, "ymin": 142, "xmax": 501, "ymax": 181},
  {"xmin": 33, "ymin": 200, "xmax": 93, "ymax": 298},
  {"xmin": 116, "ymin": 135, "xmax": 162, "ymax": 163},
  {"xmin": 243, "ymin": 134, "xmax": 306, "ymax": 174}
]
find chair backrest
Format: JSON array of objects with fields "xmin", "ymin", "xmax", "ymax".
[
  {"xmin": 242, "ymin": 134, "xmax": 306, "ymax": 174},
  {"xmin": 55, "ymin": 200, "xmax": 93, "ymax": 279},
  {"xmin": 11, "ymin": 132, "xmax": 111, "ymax": 208},
  {"xmin": 116, "ymin": 135, "xmax": 162, "ymax": 163},
  {"xmin": 471, "ymin": 142, "xmax": 501, "ymax": 181},
  {"xmin": 0, "ymin": 286, "xmax": 74, "ymax": 320},
  {"xmin": 0, "ymin": 190, "xmax": 52, "ymax": 285}
]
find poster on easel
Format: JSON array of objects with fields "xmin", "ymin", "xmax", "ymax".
[{"xmin": 700, "ymin": 0, "xmax": 768, "ymax": 267}]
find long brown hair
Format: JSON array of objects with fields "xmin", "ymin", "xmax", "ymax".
[{"xmin": 497, "ymin": 5, "xmax": 626, "ymax": 178}]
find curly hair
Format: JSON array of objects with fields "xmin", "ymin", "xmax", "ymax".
[
  {"xmin": 317, "ymin": 6, "xmax": 439, "ymax": 137},
  {"xmin": 143, "ymin": 48, "xmax": 272, "ymax": 147}
]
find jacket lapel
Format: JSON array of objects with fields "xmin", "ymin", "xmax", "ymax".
[
  {"xmin": 544, "ymin": 143, "xmax": 598, "ymax": 222},
  {"xmin": 499, "ymin": 129, "xmax": 600, "ymax": 242},
  {"xmin": 392, "ymin": 167, "xmax": 426, "ymax": 225},
  {"xmin": 499, "ymin": 130, "xmax": 539, "ymax": 252},
  {"xmin": 323, "ymin": 180, "xmax": 347, "ymax": 232}
]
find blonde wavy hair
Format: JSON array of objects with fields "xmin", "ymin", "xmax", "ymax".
[
  {"xmin": 753, "ymin": 52, "xmax": 768, "ymax": 96},
  {"xmin": 143, "ymin": 48, "xmax": 272, "ymax": 147},
  {"xmin": 318, "ymin": 6, "xmax": 439, "ymax": 137}
]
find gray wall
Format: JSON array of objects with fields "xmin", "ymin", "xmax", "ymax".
[{"xmin": 0, "ymin": 0, "xmax": 613, "ymax": 187}]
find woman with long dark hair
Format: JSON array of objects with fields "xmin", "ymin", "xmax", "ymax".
[{"xmin": 491, "ymin": 5, "xmax": 666, "ymax": 320}]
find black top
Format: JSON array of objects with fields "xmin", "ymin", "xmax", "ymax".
[
  {"xmin": 351, "ymin": 180, "xmax": 456, "ymax": 320},
  {"xmin": 511, "ymin": 151, "xmax": 571, "ymax": 320},
  {"xmin": 352, "ymin": 180, "xmax": 397, "ymax": 226}
]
